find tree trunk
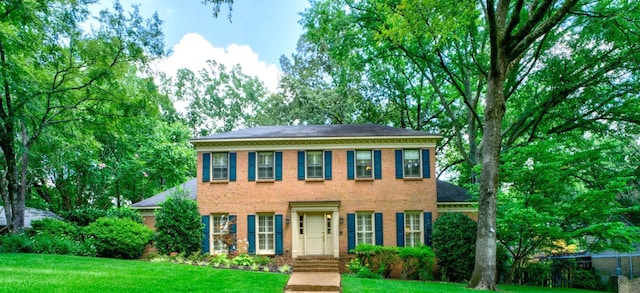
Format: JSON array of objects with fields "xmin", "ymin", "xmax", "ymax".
[{"xmin": 468, "ymin": 57, "xmax": 507, "ymax": 290}]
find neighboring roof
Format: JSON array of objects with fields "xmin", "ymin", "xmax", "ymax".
[
  {"xmin": 131, "ymin": 178, "xmax": 471, "ymax": 210},
  {"xmin": 191, "ymin": 125, "xmax": 440, "ymax": 141},
  {"xmin": 131, "ymin": 178, "xmax": 197, "ymax": 209},
  {"xmin": 436, "ymin": 180, "xmax": 472, "ymax": 202},
  {"xmin": 0, "ymin": 206, "xmax": 62, "ymax": 229}
]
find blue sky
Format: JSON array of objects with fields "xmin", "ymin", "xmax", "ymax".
[{"xmin": 96, "ymin": 0, "xmax": 311, "ymax": 91}]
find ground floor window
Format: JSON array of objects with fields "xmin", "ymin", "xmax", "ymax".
[
  {"xmin": 211, "ymin": 214, "xmax": 230, "ymax": 254},
  {"xmin": 356, "ymin": 213, "xmax": 374, "ymax": 245},
  {"xmin": 258, "ymin": 214, "xmax": 275, "ymax": 254},
  {"xmin": 405, "ymin": 212, "xmax": 422, "ymax": 247}
]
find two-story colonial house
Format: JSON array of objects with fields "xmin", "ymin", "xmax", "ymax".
[{"xmin": 190, "ymin": 124, "xmax": 444, "ymax": 259}]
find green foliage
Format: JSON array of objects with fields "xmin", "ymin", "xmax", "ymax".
[
  {"xmin": 30, "ymin": 235, "xmax": 96, "ymax": 257},
  {"xmin": 231, "ymin": 254, "xmax": 255, "ymax": 266},
  {"xmin": 61, "ymin": 208, "xmax": 108, "ymax": 227},
  {"xmin": 106, "ymin": 207, "xmax": 143, "ymax": 224},
  {"xmin": 0, "ymin": 233, "xmax": 32, "ymax": 253},
  {"xmin": 352, "ymin": 244, "xmax": 435, "ymax": 281},
  {"xmin": 354, "ymin": 244, "xmax": 399, "ymax": 278},
  {"xmin": 30, "ymin": 218, "xmax": 79, "ymax": 239},
  {"xmin": 432, "ymin": 213, "xmax": 476, "ymax": 282},
  {"xmin": 154, "ymin": 189, "xmax": 203, "ymax": 255},
  {"xmin": 570, "ymin": 269, "xmax": 602, "ymax": 291},
  {"xmin": 253, "ymin": 255, "xmax": 273, "ymax": 266},
  {"xmin": 397, "ymin": 246, "xmax": 436, "ymax": 281},
  {"xmin": 514, "ymin": 262, "xmax": 551, "ymax": 287},
  {"xmin": 84, "ymin": 217, "xmax": 153, "ymax": 259}
]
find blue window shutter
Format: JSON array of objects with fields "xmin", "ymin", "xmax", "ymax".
[
  {"xmin": 396, "ymin": 213, "xmax": 405, "ymax": 247},
  {"xmin": 374, "ymin": 150, "xmax": 382, "ymax": 179},
  {"xmin": 247, "ymin": 215, "xmax": 256, "ymax": 255},
  {"xmin": 324, "ymin": 151, "xmax": 332, "ymax": 180},
  {"xmin": 395, "ymin": 150, "xmax": 403, "ymax": 179},
  {"xmin": 202, "ymin": 153, "xmax": 210, "ymax": 182},
  {"xmin": 375, "ymin": 213, "xmax": 383, "ymax": 246},
  {"xmin": 275, "ymin": 152, "xmax": 283, "ymax": 181},
  {"xmin": 248, "ymin": 152, "xmax": 256, "ymax": 181},
  {"xmin": 424, "ymin": 212, "xmax": 433, "ymax": 246},
  {"xmin": 298, "ymin": 151, "xmax": 305, "ymax": 180},
  {"xmin": 229, "ymin": 215, "xmax": 237, "ymax": 252},
  {"xmin": 422, "ymin": 149, "xmax": 431, "ymax": 178},
  {"xmin": 275, "ymin": 215, "xmax": 283, "ymax": 255},
  {"xmin": 347, "ymin": 213, "xmax": 355, "ymax": 253},
  {"xmin": 229, "ymin": 153, "xmax": 237, "ymax": 181},
  {"xmin": 201, "ymin": 215, "xmax": 210, "ymax": 254},
  {"xmin": 347, "ymin": 150, "xmax": 354, "ymax": 180}
]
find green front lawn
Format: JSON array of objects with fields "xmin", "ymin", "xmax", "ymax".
[
  {"xmin": 0, "ymin": 254, "xmax": 603, "ymax": 293},
  {"xmin": 342, "ymin": 275, "xmax": 603, "ymax": 293},
  {"xmin": 0, "ymin": 253, "xmax": 289, "ymax": 292}
]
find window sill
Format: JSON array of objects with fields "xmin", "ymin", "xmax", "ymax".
[
  {"xmin": 403, "ymin": 177, "xmax": 423, "ymax": 181},
  {"xmin": 305, "ymin": 178, "xmax": 325, "ymax": 182},
  {"xmin": 256, "ymin": 179, "xmax": 275, "ymax": 183},
  {"xmin": 355, "ymin": 178, "xmax": 375, "ymax": 181},
  {"xmin": 209, "ymin": 180, "xmax": 229, "ymax": 184}
]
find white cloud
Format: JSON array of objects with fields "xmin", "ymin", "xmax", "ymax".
[{"xmin": 153, "ymin": 33, "xmax": 280, "ymax": 93}]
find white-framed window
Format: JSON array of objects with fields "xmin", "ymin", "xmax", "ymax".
[
  {"xmin": 306, "ymin": 151, "xmax": 324, "ymax": 179},
  {"xmin": 257, "ymin": 214, "xmax": 275, "ymax": 254},
  {"xmin": 403, "ymin": 149, "xmax": 421, "ymax": 178},
  {"xmin": 211, "ymin": 152, "xmax": 229, "ymax": 180},
  {"xmin": 211, "ymin": 214, "xmax": 230, "ymax": 254},
  {"xmin": 405, "ymin": 212, "xmax": 423, "ymax": 247},
  {"xmin": 257, "ymin": 152, "xmax": 274, "ymax": 180},
  {"xmin": 356, "ymin": 213, "xmax": 374, "ymax": 245},
  {"xmin": 356, "ymin": 150, "xmax": 373, "ymax": 179}
]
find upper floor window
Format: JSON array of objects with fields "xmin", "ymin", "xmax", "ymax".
[
  {"xmin": 306, "ymin": 151, "xmax": 323, "ymax": 179},
  {"xmin": 212, "ymin": 153, "xmax": 229, "ymax": 180},
  {"xmin": 403, "ymin": 150, "xmax": 421, "ymax": 178},
  {"xmin": 356, "ymin": 150, "xmax": 373, "ymax": 179},
  {"xmin": 405, "ymin": 212, "xmax": 422, "ymax": 247},
  {"xmin": 258, "ymin": 152, "xmax": 274, "ymax": 180}
]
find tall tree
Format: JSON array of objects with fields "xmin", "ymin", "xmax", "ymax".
[{"xmin": 0, "ymin": 0, "xmax": 164, "ymax": 231}]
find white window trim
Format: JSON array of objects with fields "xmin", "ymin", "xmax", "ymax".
[
  {"xmin": 402, "ymin": 149, "xmax": 422, "ymax": 178},
  {"xmin": 210, "ymin": 213, "xmax": 230, "ymax": 254},
  {"xmin": 355, "ymin": 212, "xmax": 375, "ymax": 245},
  {"xmin": 211, "ymin": 152, "xmax": 229, "ymax": 181},
  {"xmin": 404, "ymin": 211, "xmax": 423, "ymax": 247},
  {"xmin": 256, "ymin": 214, "xmax": 275, "ymax": 255},
  {"xmin": 257, "ymin": 151, "xmax": 275, "ymax": 180},
  {"xmin": 306, "ymin": 150, "xmax": 324, "ymax": 180},
  {"xmin": 355, "ymin": 150, "xmax": 374, "ymax": 179}
]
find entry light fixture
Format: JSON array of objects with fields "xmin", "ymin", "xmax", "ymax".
[
  {"xmin": 286, "ymin": 216, "xmax": 290, "ymax": 224},
  {"xmin": 339, "ymin": 216, "xmax": 344, "ymax": 224}
]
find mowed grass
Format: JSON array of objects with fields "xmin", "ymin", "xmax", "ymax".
[
  {"xmin": 0, "ymin": 253, "xmax": 289, "ymax": 293},
  {"xmin": 0, "ymin": 254, "xmax": 604, "ymax": 293},
  {"xmin": 342, "ymin": 275, "xmax": 603, "ymax": 293}
]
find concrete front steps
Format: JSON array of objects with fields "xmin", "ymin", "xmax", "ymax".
[{"xmin": 284, "ymin": 257, "xmax": 341, "ymax": 292}]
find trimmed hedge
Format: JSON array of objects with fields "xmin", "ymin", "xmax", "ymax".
[{"xmin": 84, "ymin": 217, "xmax": 153, "ymax": 259}]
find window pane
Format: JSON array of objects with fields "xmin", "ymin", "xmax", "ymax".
[
  {"xmin": 258, "ymin": 152, "xmax": 274, "ymax": 179},
  {"xmin": 307, "ymin": 151, "xmax": 323, "ymax": 178},
  {"xmin": 405, "ymin": 213, "xmax": 422, "ymax": 247},
  {"xmin": 404, "ymin": 150, "xmax": 420, "ymax": 177},
  {"xmin": 212, "ymin": 153, "xmax": 228, "ymax": 180},
  {"xmin": 356, "ymin": 213, "xmax": 373, "ymax": 245},
  {"xmin": 356, "ymin": 150, "xmax": 372, "ymax": 178},
  {"xmin": 257, "ymin": 215, "xmax": 274, "ymax": 252},
  {"xmin": 211, "ymin": 214, "xmax": 229, "ymax": 253}
]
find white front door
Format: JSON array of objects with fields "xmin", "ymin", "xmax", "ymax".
[{"xmin": 305, "ymin": 213, "xmax": 325, "ymax": 255}]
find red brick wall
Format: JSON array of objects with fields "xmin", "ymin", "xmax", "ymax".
[{"xmin": 197, "ymin": 148, "xmax": 438, "ymax": 256}]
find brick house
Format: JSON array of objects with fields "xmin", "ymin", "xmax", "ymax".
[{"xmin": 189, "ymin": 124, "xmax": 453, "ymax": 258}]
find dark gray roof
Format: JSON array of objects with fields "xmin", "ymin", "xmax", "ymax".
[
  {"xmin": 0, "ymin": 206, "xmax": 61, "ymax": 229},
  {"xmin": 192, "ymin": 125, "xmax": 439, "ymax": 140},
  {"xmin": 131, "ymin": 178, "xmax": 197, "ymax": 209},
  {"xmin": 437, "ymin": 180, "xmax": 472, "ymax": 202}
]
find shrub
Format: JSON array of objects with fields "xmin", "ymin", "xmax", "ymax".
[
  {"xmin": 515, "ymin": 261, "xmax": 550, "ymax": 286},
  {"xmin": 254, "ymin": 255, "xmax": 273, "ymax": 266},
  {"xmin": 354, "ymin": 244, "xmax": 399, "ymax": 278},
  {"xmin": 571, "ymin": 269, "xmax": 602, "ymax": 290},
  {"xmin": 398, "ymin": 245, "xmax": 435, "ymax": 281},
  {"xmin": 31, "ymin": 218, "xmax": 79, "ymax": 239},
  {"xmin": 431, "ymin": 213, "xmax": 477, "ymax": 282},
  {"xmin": 0, "ymin": 233, "xmax": 32, "ymax": 253},
  {"xmin": 154, "ymin": 188, "xmax": 202, "ymax": 255},
  {"xmin": 106, "ymin": 207, "xmax": 143, "ymax": 224},
  {"xmin": 30, "ymin": 234, "xmax": 96, "ymax": 257},
  {"xmin": 84, "ymin": 217, "xmax": 153, "ymax": 259},
  {"xmin": 61, "ymin": 208, "xmax": 107, "ymax": 226}
]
